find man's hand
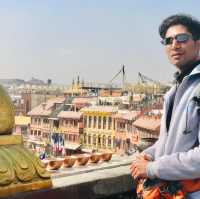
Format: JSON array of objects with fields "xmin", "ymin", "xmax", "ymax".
[{"xmin": 130, "ymin": 153, "xmax": 151, "ymax": 180}]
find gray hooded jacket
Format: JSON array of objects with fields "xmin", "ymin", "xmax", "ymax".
[{"xmin": 144, "ymin": 64, "xmax": 200, "ymax": 198}]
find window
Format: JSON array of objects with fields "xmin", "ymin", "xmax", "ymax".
[
  {"xmin": 83, "ymin": 134, "xmax": 86, "ymax": 144},
  {"xmin": 93, "ymin": 116, "xmax": 97, "ymax": 128},
  {"xmin": 70, "ymin": 134, "xmax": 73, "ymax": 141},
  {"xmin": 127, "ymin": 123, "xmax": 132, "ymax": 132},
  {"xmin": 88, "ymin": 116, "xmax": 92, "ymax": 128},
  {"xmin": 74, "ymin": 120, "xmax": 78, "ymax": 127},
  {"xmin": 93, "ymin": 135, "xmax": 96, "ymax": 145},
  {"xmin": 84, "ymin": 116, "xmax": 87, "ymax": 128},
  {"xmin": 108, "ymin": 136, "xmax": 111, "ymax": 146},
  {"xmin": 21, "ymin": 127, "xmax": 27, "ymax": 134},
  {"xmin": 102, "ymin": 135, "xmax": 106, "ymax": 147},
  {"xmin": 43, "ymin": 119, "xmax": 49, "ymax": 124},
  {"xmin": 119, "ymin": 122, "xmax": 125, "ymax": 131},
  {"xmin": 88, "ymin": 135, "xmax": 91, "ymax": 144},
  {"xmin": 108, "ymin": 117, "xmax": 112, "ymax": 130},
  {"xmin": 98, "ymin": 136, "xmax": 101, "ymax": 145},
  {"xmin": 98, "ymin": 116, "xmax": 101, "ymax": 129},
  {"xmin": 103, "ymin": 116, "xmax": 106, "ymax": 129}
]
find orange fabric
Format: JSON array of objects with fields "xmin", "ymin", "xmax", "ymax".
[
  {"xmin": 180, "ymin": 179, "xmax": 200, "ymax": 193},
  {"xmin": 136, "ymin": 180, "xmax": 185, "ymax": 199},
  {"xmin": 142, "ymin": 187, "xmax": 160, "ymax": 198},
  {"xmin": 161, "ymin": 191, "xmax": 185, "ymax": 199},
  {"xmin": 136, "ymin": 178, "xmax": 200, "ymax": 198}
]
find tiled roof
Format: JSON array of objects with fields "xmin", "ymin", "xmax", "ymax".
[
  {"xmin": 28, "ymin": 97, "xmax": 65, "ymax": 116},
  {"xmin": 133, "ymin": 116, "xmax": 161, "ymax": 132},
  {"xmin": 80, "ymin": 106, "xmax": 118, "ymax": 113},
  {"xmin": 57, "ymin": 111, "xmax": 82, "ymax": 119},
  {"xmin": 72, "ymin": 97, "xmax": 96, "ymax": 104},
  {"xmin": 113, "ymin": 111, "xmax": 140, "ymax": 121},
  {"xmin": 15, "ymin": 116, "xmax": 31, "ymax": 126}
]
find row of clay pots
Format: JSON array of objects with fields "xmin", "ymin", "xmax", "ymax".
[{"xmin": 42, "ymin": 152, "xmax": 113, "ymax": 170}]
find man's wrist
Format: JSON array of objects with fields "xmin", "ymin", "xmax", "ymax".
[{"xmin": 146, "ymin": 161, "xmax": 158, "ymax": 179}]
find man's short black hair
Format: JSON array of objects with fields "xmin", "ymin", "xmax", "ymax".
[{"xmin": 159, "ymin": 14, "xmax": 200, "ymax": 40}]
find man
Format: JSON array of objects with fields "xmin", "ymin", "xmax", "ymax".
[{"xmin": 130, "ymin": 14, "xmax": 200, "ymax": 198}]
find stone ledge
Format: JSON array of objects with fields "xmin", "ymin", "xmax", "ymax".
[{"xmin": 2, "ymin": 156, "xmax": 136, "ymax": 199}]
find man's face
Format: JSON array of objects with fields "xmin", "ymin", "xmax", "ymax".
[{"xmin": 164, "ymin": 24, "xmax": 200, "ymax": 70}]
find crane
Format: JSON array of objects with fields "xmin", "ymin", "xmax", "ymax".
[
  {"xmin": 109, "ymin": 65, "xmax": 126, "ymax": 89},
  {"xmin": 137, "ymin": 72, "xmax": 170, "ymax": 94},
  {"xmin": 138, "ymin": 72, "xmax": 165, "ymax": 86}
]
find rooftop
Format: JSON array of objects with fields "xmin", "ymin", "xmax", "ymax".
[
  {"xmin": 57, "ymin": 111, "xmax": 82, "ymax": 119},
  {"xmin": 72, "ymin": 97, "xmax": 97, "ymax": 105},
  {"xmin": 28, "ymin": 97, "xmax": 65, "ymax": 116},
  {"xmin": 133, "ymin": 115, "xmax": 161, "ymax": 132},
  {"xmin": 113, "ymin": 110, "xmax": 141, "ymax": 121},
  {"xmin": 80, "ymin": 106, "xmax": 118, "ymax": 114}
]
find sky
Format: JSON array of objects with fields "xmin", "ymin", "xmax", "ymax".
[{"xmin": 0, "ymin": 0, "xmax": 200, "ymax": 85}]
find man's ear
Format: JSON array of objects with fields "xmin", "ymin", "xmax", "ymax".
[
  {"xmin": 196, "ymin": 40, "xmax": 200, "ymax": 52},
  {"xmin": 195, "ymin": 39, "xmax": 200, "ymax": 56}
]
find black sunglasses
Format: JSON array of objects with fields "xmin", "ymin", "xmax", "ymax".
[{"xmin": 161, "ymin": 33, "xmax": 192, "ymax": 45}]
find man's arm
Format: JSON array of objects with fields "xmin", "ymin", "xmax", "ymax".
[
  {"xmin": 130, "ymin": 137, "xmax": 160, "ymax": 180},
  {"xmin": 130, "ymin": 145, "xmax": 200, "ymax": 181},
  {"xmin": 147, "ymin": 145, "xmax": 200, "ymax": 180},
  {"xmin": 130, "ymin": 127, "xmax": 200, "ymax": 181}
]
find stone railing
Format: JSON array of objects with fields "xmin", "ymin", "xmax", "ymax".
[{"xmin": 2, "ymin": 155, "xmax": 136, "ymax": 199}]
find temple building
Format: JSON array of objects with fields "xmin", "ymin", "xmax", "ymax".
[{"xmin": 64, "ymin": 76, "xmax": 88, "ymax": 97}]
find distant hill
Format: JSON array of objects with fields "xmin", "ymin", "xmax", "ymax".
[
  {"xmin": 26, "ymin": 77, "xmax": 46, "ymax": 85},
  {"xmin": 0, "ymin": 79, "xmax": 25, "ymax": 85},
  {"xmin": 0, "ymin": 77, "xmax": 46, "ymax": 86}
]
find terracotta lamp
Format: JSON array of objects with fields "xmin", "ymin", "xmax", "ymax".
[
  {"xmin": 101, "ymin": 151, "xmax": 113, "ymax": 161},
  {"xmin": 62, "ymin": 156, "xmax": 77, "ymax": 168},
  {"xmin": 0, "ymin": 85, "xmax": 52, "ymax": 197},
  {"xmin": 76, "ymin": 154, "xmax": 91, "ymax": 166},
  {"xmin": 90, "ymin": 152, "xmax": 102, "ymax": 163},
  {"xmin": 47, "ymin": 158, "xmax": 64, "ymax": 170}
]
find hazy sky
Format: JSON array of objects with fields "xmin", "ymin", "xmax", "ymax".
[{"xmin": 0, "ymin": 0, "xmax": 199, "ymax": 85}]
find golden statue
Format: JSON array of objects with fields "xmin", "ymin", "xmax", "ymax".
[{"xmin": 0, "ymin": 85, "xmax": 52, "ymax": 197}]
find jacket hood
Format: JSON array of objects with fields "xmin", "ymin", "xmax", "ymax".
[{"xmin": 189, "ymin": 63, "xmax": 200, "ymax": 76}]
